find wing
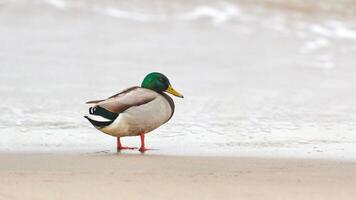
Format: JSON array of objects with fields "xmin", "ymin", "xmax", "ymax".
[
  {"xmin": 86, "ymin": 86, "xmax": 139, "ymax": 104},
  {"xmin": 87, "ymin": 87, "xmax": 157, "ymax": 114}
]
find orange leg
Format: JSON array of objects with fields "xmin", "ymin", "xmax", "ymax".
[
  {"xmin": 139, "ymin": 132, "xmax": 151, "ymax": 152},
  {"xmin": 117, "ymin": 137, "xmax": 136, "ymax": 151}
]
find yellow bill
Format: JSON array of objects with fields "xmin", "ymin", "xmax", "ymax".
[{"xmin": 165, "ymin": 85, "xmax": 184, "ymax": 98}]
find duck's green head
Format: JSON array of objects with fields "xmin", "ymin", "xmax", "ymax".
[{"xmin": 141, "ymin": 72, "xmax": 184, "ymax": 98}]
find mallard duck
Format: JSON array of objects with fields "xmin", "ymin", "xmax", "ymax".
[{"xmin": 84, "ymin": 72, "xmax": 183, "ymax": 152}]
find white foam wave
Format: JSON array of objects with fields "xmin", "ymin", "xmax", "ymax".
[
  {"xmin": 178, "ymin": 5, "xmax": 240, "ymax": 24},
  {"xmin": 309, "ymin": 24, "xmax": 356, "ymax": 40},
  {"xmin": 98, "ymin": 4, "xmax": 240, "ymax": 24},
  {"xmin": 103, "ymin": 8, "xmax": 161, "ymax": 22},
  {"xmin": 333, "ymin": 26, "xmax": 356, "ymax": 40}
]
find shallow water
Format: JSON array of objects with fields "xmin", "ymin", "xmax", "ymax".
[{"xmin": 1, "ymin": 0, "xmax": 356, "ymax": 159}]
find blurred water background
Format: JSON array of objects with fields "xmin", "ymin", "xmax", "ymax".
[{"xmin": 1, "ymin": 0, "xmax": 356, "ymax": 159}]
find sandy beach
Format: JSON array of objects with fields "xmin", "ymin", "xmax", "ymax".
[{"xmin": 0, "ymin": 154, "xmax": 355, "ymax": 200}]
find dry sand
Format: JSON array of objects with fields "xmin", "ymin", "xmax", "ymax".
[{"xmin": 0, "ymin": 154, "xmax": 355, "ymax": 200}]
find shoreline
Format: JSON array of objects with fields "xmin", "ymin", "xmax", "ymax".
[
  {"xmin": 1, "ymin": 148, "xmax": 356, "ymax": 162},
  {"xmin": 0, "ymin": 153, "xmax": 355, "ymax": 200}
]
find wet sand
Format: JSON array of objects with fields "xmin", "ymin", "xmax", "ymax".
[{"xmin": 0, "ymin": 154, "xmax": 355, "ymax": 200}]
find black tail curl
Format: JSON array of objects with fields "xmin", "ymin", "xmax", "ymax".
[
  {"xmin": 89, "ymin": 106, "xmax": 118, "ymax": 121},
  {"xmin": 85, "ymin": 106, "xmax": 119, "ymax": 128}
]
